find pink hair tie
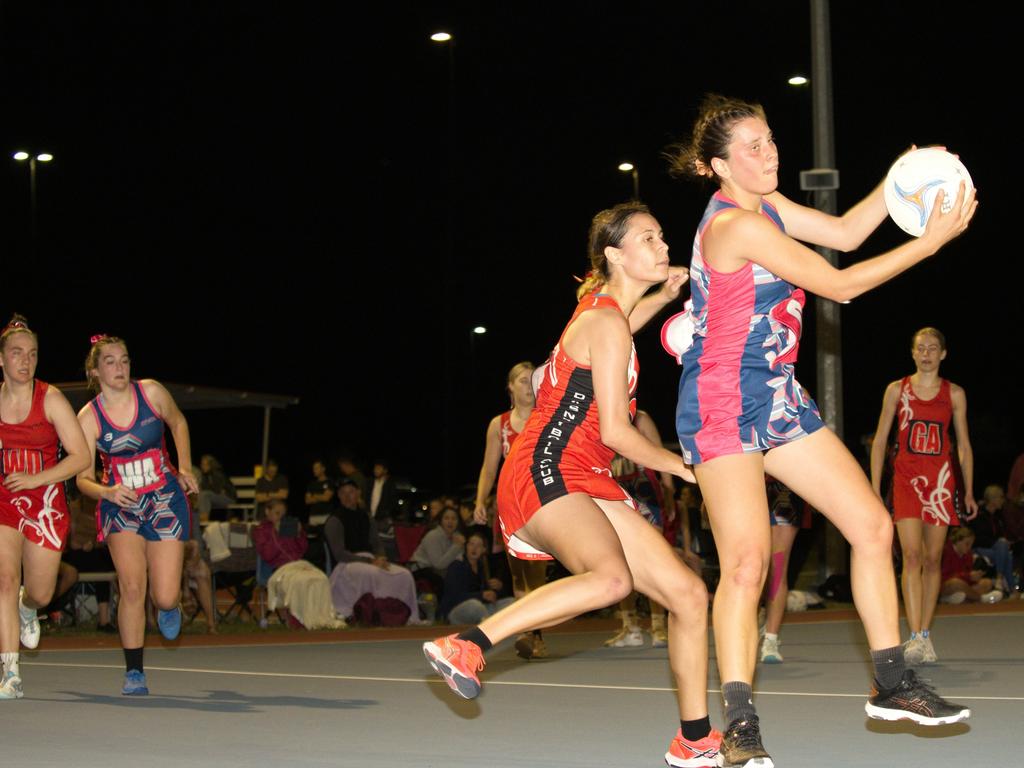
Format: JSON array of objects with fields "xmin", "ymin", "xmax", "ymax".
[
  {"xmin": 90, "ymin": 334, "xmax": 108, "ymax": 344},
  {"xmin": 2, "ymin": 320, "xmax": 28, "ymax": 333}
]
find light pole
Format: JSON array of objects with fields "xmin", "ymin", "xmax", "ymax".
[
  {"xmin": 432, "ymin": 31, "xmax": 458, "ymax": 489},
  {"xmin": 13, "ymin": 150, "xmax": 54, "ymax": 257},
  {"xmin": 618, "ymin": 162, "xmax": 640, "ymax": 200},
  {"xmin": 795, "ymin": 0, "xmax": 845, "ymax": 578}
]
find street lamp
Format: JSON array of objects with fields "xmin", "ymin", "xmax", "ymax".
[
  {"xmin": 618, "ymin": 162, "xmax": 640, "ymax": 200},
  {"xmin": 12, "ymin": 150, "xmax": 54, "ymax": 257}
]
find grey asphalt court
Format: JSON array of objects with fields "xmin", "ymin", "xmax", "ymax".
[{"xmin": 7, "ymin": 611, "xmax": 1022, "ymax": 767}]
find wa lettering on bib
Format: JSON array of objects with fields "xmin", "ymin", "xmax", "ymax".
[{"xmin": 110, "ymin": 448, "xmax": 164, "ymax": 494}]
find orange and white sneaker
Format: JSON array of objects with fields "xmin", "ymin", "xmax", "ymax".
[
  {"xmin": 423, "ymin": 634, "xmax": 485, "ymax": 699},
  {"xmin": 665, "ymin": 727, "xmax": 722, "ymax": 767}
]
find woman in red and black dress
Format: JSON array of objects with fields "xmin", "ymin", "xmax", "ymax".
[{"xmin": 424, "ymin": 203, "xmax": 721, "ymax": 768}]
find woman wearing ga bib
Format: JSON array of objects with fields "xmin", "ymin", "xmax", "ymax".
[{"xmin": 870, "ymin": 327, "xmax": 976, "ymax": 665}]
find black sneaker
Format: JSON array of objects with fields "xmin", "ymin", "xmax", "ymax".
[
  {"xmin": 865, "ymin": 669, "xmax": 970, "ymax": 725},
  {"xmin": 719, "ymin": 715, "xmax": 774, "ymax": 768}
]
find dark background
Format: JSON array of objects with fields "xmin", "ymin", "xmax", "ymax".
[{"xmin": 2, "ymin": 2, "xmax": 1019, "ymax": 499}]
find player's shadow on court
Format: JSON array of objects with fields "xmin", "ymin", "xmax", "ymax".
[
  {"xmin": 424, "ymin": 679, "xmax": 483, "ymax": 719},
  {"xmin": 865, "ymin": 719, "xmax": 970, "ymax": 738},
  {"xmin": 51, "ymin": 689, "xmax": 379, "ymax": 713}
]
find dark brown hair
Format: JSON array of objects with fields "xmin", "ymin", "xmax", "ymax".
[
  {"xmin": 576, "ymin": 202, "xmax": 651, "ymax": 299},
  {"xmin": 665, "ymin": 94, "xmax": 767, "ymax": 183}
]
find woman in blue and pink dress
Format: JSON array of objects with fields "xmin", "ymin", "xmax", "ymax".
[
  {"xmin": 663, "ymin": 94, "xmax": 976, "ymax": 767},
  {"xmin": 76, "ymin": 334, "xmax": 198, "ymax": 696}
]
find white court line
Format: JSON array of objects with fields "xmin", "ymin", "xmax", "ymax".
[
  {"xmin": 32, "ymin": 610, "xmax": 1024, "ymax": 651},
  {"xmin": 23, "ymin": 661, "xmax": 1024, "ymax": 701}
]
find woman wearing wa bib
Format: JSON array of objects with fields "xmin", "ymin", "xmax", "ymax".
[{"xmin": 77, "ymin": 334, "xmax": 198, "ymax": 696}]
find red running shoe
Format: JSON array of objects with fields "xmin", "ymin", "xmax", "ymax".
[
  {"xmin": 423, "ymin": 634, "xmax": 485, "ymax": 699},
  {"xmin": 665, "ymin": 728, "xmax": 722, "ymax": 767}
]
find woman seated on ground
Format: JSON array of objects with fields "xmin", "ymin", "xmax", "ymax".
[
  {"xmin": 941, "ymin": 527, "xmax": 1003, "ymax": 604},
  {"xmin": 251, "ymin": 500, "xmax": 341, "ymax": 629},
  {"xmin": 440, "ymin": 532, "xmax": 513, "ymax": 625},
  {"xmin": 327, "ymin": 480, "xmax": 420, "ymax": 624}
]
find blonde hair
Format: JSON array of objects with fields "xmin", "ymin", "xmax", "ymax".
[
  {"xmin": 84, "ymin": 335, "xmax": 129, "ymax": 392},
  {"xmin": 0, "ymin": 314, "xmax": 36, "ymax": 353},
  {"xmin": 507, "ymin": 361, "xmax": 534, "ymax": 385},
  {"xmin": 913, "ymin": 326, "xmax": 946, "ymax": 351},
  {"xmin": 507, "ymin": 360, "xmax": 535, "ymax": 407}
]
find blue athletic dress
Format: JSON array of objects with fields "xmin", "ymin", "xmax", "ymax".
[
  {"xmin": 676, "ymin": 192, "xmax": 824, "ymax": 465},
  {"xmin": 89, "ymin": 381, "xmax": 190, "ymax": 541}
]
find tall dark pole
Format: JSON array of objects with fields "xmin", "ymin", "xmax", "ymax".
[
  {"xmin": 808, "ymin": 0, "xmax": 847, "ymax": 577},
  {"xmin": 619, "ymin": 163, "xmax": 640, "ymax": 201},
  {"xmin": 435, "ymin": 33, "xmax": 457, "ymax": 492},
  {"xmin": 29, "ymin": 156, "xmax": 38, "ymax": 258}
]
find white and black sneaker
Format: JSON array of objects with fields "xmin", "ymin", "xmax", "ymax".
[{"xmin": 865, "ymin": 670, "xmax": 970, "ymax": 725}]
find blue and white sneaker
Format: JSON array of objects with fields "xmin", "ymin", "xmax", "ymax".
[
  {"xmin": 157, "ymin": 607, "xmax": 182, "ymax": 640},
  {"xmin": 121, "ymin": 670, "xmax": 149, "ymax": 696},
  {"xmin": 0, "ymin": 671, "xmax": 24, "ymax": 700}
]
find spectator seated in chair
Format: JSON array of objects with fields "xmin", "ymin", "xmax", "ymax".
[
  {"xmin": 440, "ymin": 532, "xmax": 514, "ymax": 625},
  {"xmin": 411, "ymin": 507, "xmax": 465, "ymax": 597},
  {"xmin": 253, "ymin": 499, "xmax": 342, "ymax": 629},
  {"xmin": 196, "ymin": 453, "xmax": 236, "ymax": 523},
  {"xmin": 44, "ymin": 487, "xmax": 116, "ymax": 631},
  {"xmin": 326, "ymin": 480, "xmax": 420, "ymax": 624}
]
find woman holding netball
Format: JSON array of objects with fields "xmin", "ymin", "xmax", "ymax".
[
  {"xmin": 665, "ymin": 94, "xmax": 976, "ymax": 767},
  {"xmin": 425, "ymin": 203, "xmax": 722, "ymax": 767},
  {"xmin": 870, "ymin": 327, "xmax": 976, "ymax": 665},
  {"xmin": 0, "ymin": 316, "xmax": 90, "ymax": 700},
  {"xmin": 76, "ymin": 334, "xmax": 199, "ymax": 696},
  {"xmin": 472, "ymin": 360, "xmax": 551, "ymax": 659}
]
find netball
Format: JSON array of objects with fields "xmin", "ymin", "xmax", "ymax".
[{"xmin": 884, "ymin": 148, "xmax": 974, "ymax": 237}]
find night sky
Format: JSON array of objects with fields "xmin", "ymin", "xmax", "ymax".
[{"xmin": 2, "ymin": 3, "xmax": 1020, "ymax": 499}]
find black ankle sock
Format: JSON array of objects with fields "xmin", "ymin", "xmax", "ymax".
[
  {"xmin": 722, "ymin": 681, "xmax": 756, "ymax": 725},
  {"xmin": 123, "ymin": 647, "xmax": 144, "ymax": 674},
  {"xmin": 871, "ymin": 645, "xmax": 905, "ymax": 690},
  {"xmin": 681, "ymin": 716, "xmax": 712, "ymax": 741},
  {"xmin": 456, "ymin": 627, "xmax": 493, "ymax": 653}
]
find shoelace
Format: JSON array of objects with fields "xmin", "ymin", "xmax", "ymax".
[
  {"xmin": 901, "ymin": 671, "xmax": 942, "ymax": 700},
  {"xmin": 446, "ymin": 638, "xmax": 485, "ymax": 672},
  {"xmin": 727, "ymin": 718, "xmax": 764, "ymax": 750},
  {"xmin": 464, "ymin": 644, "xmax": 485, "ymax": 672}
]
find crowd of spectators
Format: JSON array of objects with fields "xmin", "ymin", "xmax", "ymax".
[{"xmin": 46, "ymin": 449, "xmax": 1024, "ymax": 635}]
